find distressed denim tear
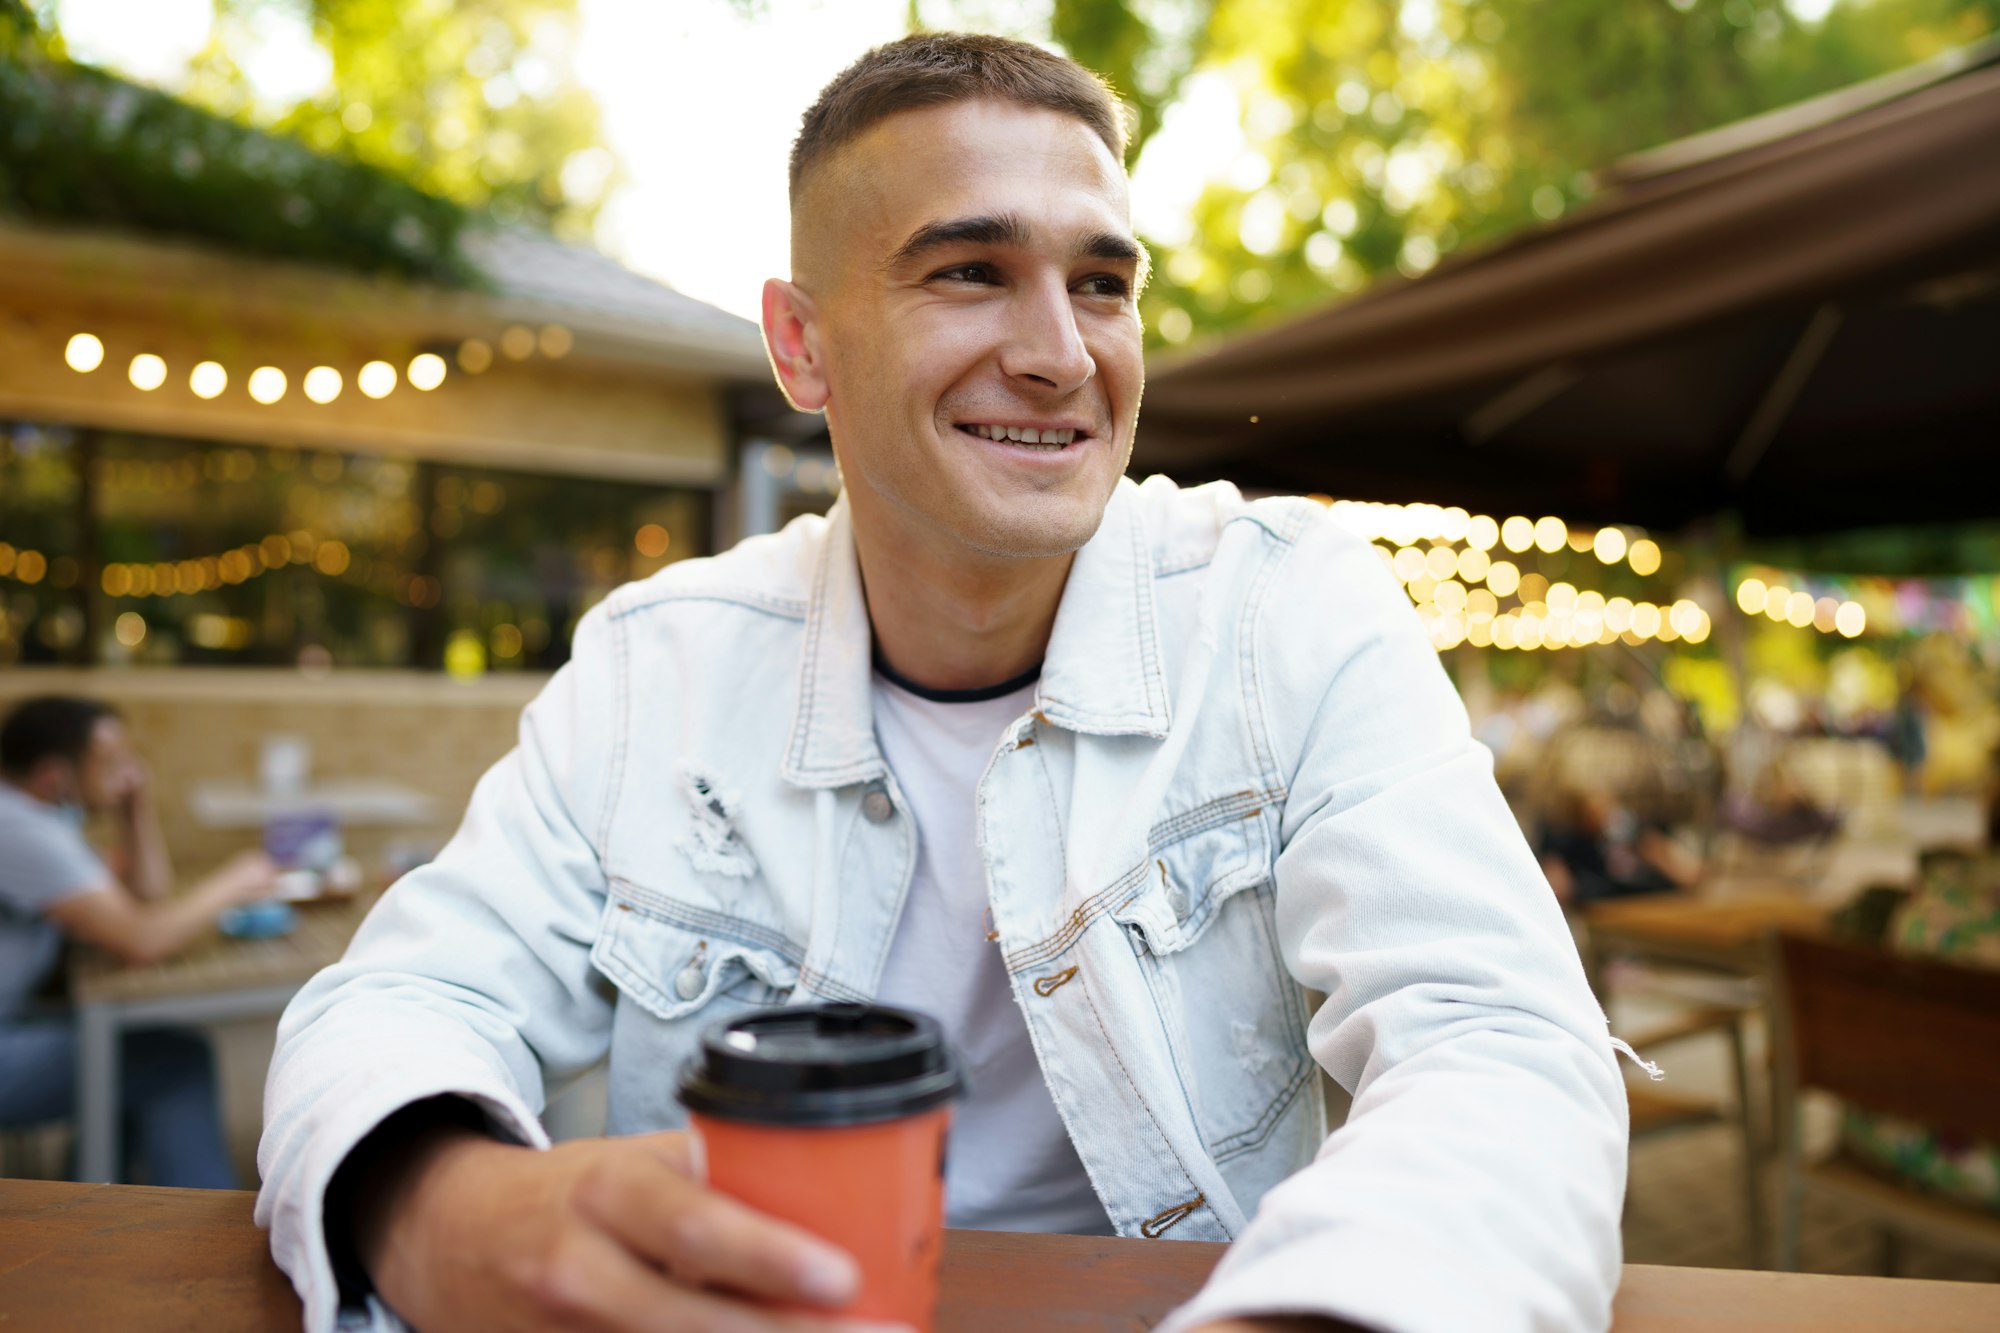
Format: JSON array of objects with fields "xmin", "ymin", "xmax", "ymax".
[{"xmin": 675, "ymin": 761, "xmax": 758, "ymax": 878}]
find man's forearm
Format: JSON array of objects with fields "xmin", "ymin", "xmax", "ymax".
[
  {"xmin": 120, "ymin": 793, "xmax": 176, "ymax": 900},
  {"xmin": 119, "ymin": 875, "xmax": 242, "ymax": 965}
]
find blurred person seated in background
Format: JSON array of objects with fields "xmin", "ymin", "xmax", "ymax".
[
  {"xmin": 1720, "ymin": 754, "xmax": 1842, "ymax": 847},
  {"xmin": 1539, "ymin": 782, "xmax": 1703, "ymax": 908},
  {"xmin": 0, "ymin": 695, "xmax": 277, "ymax": 1187},
  {"xmin": 1835, "ymin": 846, "xmax": 2000, "ymax": 1213},
  {"xmin": 1834, "ymin": 751, "xmax": 2000, "ymax": 1210}
]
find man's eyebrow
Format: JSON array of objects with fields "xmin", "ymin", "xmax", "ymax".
[
  {"xmin": 883, "ymin": 213, "xmax": 1030, "ymax": 270},
  {"xmin": 883, "ymin": 213, "xmax": 1150, "ymax": 282},
  {"xmin": 1081, "ymin": 229, "xmax": 1150, "ymax": 289}
]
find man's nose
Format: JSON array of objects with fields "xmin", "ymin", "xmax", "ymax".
[{"xmin": 999, "ymin": 277, "xmax": 1095, "ymax": 395}]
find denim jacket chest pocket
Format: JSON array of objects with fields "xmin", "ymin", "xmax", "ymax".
[
  {"xmin": 592, "ymin": 879, "xmax": 801, "ymax": 1016},
  {"xmin": 1110, "ymin": 808, "xmax": 1313, "ymax": 1162}
]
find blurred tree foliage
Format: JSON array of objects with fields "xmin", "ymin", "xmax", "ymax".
[
  {"xmin": 175, "ymin": 0, "xmax": 612, "ymax": 240},
  {"xmin": 1, "ymin": 0, "xmax": 476, "ymax": 282},
  {"xmin": 936, "ymin": 0, "xmax": 1998, "ymax": 352}
]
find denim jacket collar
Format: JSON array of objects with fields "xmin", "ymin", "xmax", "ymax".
[{"xmin": 781, "ymin": 479, "xmax": 1171, "ymax": 788}]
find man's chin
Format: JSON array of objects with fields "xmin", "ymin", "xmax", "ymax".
[{"xmin": 957, "ymin": 494, "xmax": 1109, "ymax": 561}]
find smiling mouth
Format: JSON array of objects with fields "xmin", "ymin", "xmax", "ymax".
[{"xmin": 956, "ymin": 422, "xmax": 1084, "ymax": 451}]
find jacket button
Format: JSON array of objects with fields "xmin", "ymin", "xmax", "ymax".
[
  {"xmin": 862, "ymin": 789, "xmax": 894, "ymax": 823},
  {"xmin": 674, "ymin": 964, "xmax": 705, "ymax": 1001}
]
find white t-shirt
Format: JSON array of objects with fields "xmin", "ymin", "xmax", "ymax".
[{"xmin": 870, "ymin": 669, "xmax": 1112, "ymax": 1235}]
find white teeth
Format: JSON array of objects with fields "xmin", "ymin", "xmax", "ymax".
[{"xmin": 963, "ymin": 424, "xmax": 1077, "ymax": 447}]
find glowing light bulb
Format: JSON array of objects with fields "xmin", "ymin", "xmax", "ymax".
[
  {"xmin": 1533, "ymin": 516, "xmax": 1567, "ymax": 553},
  {"xmin": 358, "ymin": 360, "xmax": 397, "ymax": 399},
  {"xmin": 128, "ymin": 353, "xmax": 166, "ymax": 391},
  {"xmin": 1736, "ymin": 578, "xmax": 1768, "ymax": 615},
  {"xmin": 189, "ymin": 361, "xmax": 227, "ymax": 399},
  {"xmin": 66, "ymin": 333, "xmax": 105, "ymax": 372},
  {"xmin": 1466, "ymin": 515, "xmax": 1499, "ymax": 551},
  {"xmin": 248, "ymin": 367, "xmax": 287, "ymax": 404},
  {"xmin": 1835, "ymin": 601, "xmax": 1866, "ymax": 638},
  {"xmin": 1592, "ymin": 528, "xmax": 1627, "ymax": 565},
  {"xmin": 1627, "ymin": 539, "xmax": 1661, "ymax": 577},
  {"xmin": 1500, "ymin": 516, "xmax": 1535, "ymax": 553},
  {"xmin": 304, "ymin": 366, "xmax": 343, "ymax": 404},
  {"xmin": 408, "ymin": 353, "xmax": 446, "ymax": 391}
]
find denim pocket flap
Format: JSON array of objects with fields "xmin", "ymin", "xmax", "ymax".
[
  {"xmin": 591, "ymin": 883, "xmax": 800, "ymax": 1023},
  {"xmin": 1113, "ymin": 813, "xmax": 1271, "ymax": 956}
]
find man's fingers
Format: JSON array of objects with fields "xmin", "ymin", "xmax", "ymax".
[
  {"xmin": 574, "ymin": 1153, "xmax": 861, "ymax": 1309},
  {"xmin": 534, "ymin": 1212, "xmax": 913, "ymax": 1333},
  {"xmin": 626, "ymin": 1129, "xmax": 697, "ymax": 1178}
]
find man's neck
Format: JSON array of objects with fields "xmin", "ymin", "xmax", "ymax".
[
  {"xmin": 850, "ymin": 506, "xmax": 1074, "ymax": 694},
  {"xmin": 2, "ymin": 774, "xmax": 54, "ymax": 806}
]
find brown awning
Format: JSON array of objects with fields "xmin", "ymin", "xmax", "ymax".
[{"xmin": 1136, "ymin": 44, "xmax": 2000, "ymax": 537}]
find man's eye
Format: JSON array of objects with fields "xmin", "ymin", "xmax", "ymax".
[
  {"xmin": 932, "ymin": 263, "xmax": 997, "ymax": 284},
  {"xmin": 1077, "ymin": 274, "xmax": 1131, "ymax": 298}
]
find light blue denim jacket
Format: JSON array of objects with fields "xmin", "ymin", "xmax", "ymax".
[{"xmin": 259, "ymin": 476, "xmax": 1628, "ymax": 1333}]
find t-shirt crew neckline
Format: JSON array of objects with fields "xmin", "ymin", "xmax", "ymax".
[{"xmin": 870, "ymin": 646, "xmax": 1042, "ymax": 705}]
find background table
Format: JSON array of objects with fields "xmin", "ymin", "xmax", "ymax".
[
  {"xmin": 67, "ymin": 894, "xmax": 374, "ymax": 1183},
  {"xmin": 5, "ymin": 1180, "xmax": 1999, "ymax": 1331},
  {"xmin": 187, "ymin": 779, "xmax": 438, "ymax": 830}
]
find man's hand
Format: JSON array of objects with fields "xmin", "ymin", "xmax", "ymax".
[
  {"xmin": 210, "ymin": 849, "xmax": 281, "ymax": 906},
  {"xmin": 360, "ymin": 1126, "xmax": 915, "ymax": 1333}
]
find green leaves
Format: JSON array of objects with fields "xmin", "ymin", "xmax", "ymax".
[
  {"xmin": 1124, "ymin": 0, "xmax": 2000, "ymax": 353},
  {"xmin": 0, "ymin": 51, "xmax": 477, "ymax": 283}
]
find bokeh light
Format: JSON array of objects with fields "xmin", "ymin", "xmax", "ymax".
[
  {"xmin": 408, "ymin": 353, "xmax": 447, "ymax": 390},
  {"xmin": 248, "ymin": 367, "xmax": 288, "ymax": 404},
  {"xmin": 189, "ymin": 361, "xmax": 227, "ymax": 399},
  {"xmin": 65, "ymin": 333, "xmax": 105, "ymax": 372},
  {"xmin": 303, "ymin": 366, "xmax": 343, "ymax": 404},
  {"xmin": 358, "ymin": 360, "xmax": 397, "ymax": 398},
  {"xmin": 128, "ymin": 353, "xmax": 167, "ymax": 391}
]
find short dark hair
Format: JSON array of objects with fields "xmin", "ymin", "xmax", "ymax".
[
  {"xmin": 0, "ymin": 695, "xmax": 117, "ymax": 778},
  {"xmin": 790, "ymin": 32, "xmax": 1128, "ymax": 203}
]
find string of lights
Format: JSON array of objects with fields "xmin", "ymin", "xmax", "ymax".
[
  {"xmin": 58, "ymin": 321, "xmax": 572, "ymax": 406},
  {"xmin": 1734, "ymin": 575, "xmax": 1868, "ymax": 638},
  {"xmin": 1317, "ymin": 497, "xmax": 1712, "ymax": 653}
]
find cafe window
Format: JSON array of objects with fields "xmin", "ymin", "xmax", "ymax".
[{"xmin": 0, "ymin": 419, "xmax": 710, "ymax": 672}]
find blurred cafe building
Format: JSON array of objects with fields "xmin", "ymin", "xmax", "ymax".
[{"xmin": 0, "ymin": 60, "xmax": 827, "ymax": 874}]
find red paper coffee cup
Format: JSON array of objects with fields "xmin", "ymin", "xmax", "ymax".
[{"xmin": 677, "ymin": 1004, "xmax": 964, "ymax": 1330}]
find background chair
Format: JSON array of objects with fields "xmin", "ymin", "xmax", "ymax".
[{"xmin": 1767, "ymin": 931, "xmax": 2000, "ymax": 1271}]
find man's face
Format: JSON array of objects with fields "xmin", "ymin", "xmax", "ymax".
[
  {"xmin": 72, "ymin": 717, "xmax": 142, "ymax": 810},
  {"xmin": 778, "ymin": 99, "xmax": 1144, "ymax": 560}
]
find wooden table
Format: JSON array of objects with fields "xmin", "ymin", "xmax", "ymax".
[
  {"xmin": 4, "ymin": 1181, "xmax": 1998, "ymax": 1331},
  {"xmin": 67, "ymin": 894, "xmax": 373, "ymax": 1183},
  {"xmin": 1583, "ymin": 890, "xmax": 1829, "ymax": 983},
  {"xmin": 1582, "ymin": 889, "xmax": 1833, "ymax": 1270}
]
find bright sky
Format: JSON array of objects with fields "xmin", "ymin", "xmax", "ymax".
[{"xmin": 49, "ymin": 0, "xmax": 1250, "ymax": 323}]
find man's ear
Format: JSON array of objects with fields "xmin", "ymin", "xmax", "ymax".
[
  {"xmin": 25, "ymin": 756, "xmax": 76, "ymax": 806},
  {"xmin": 762, "ymin": 278, "xmax": 829, "ymax": 413}
]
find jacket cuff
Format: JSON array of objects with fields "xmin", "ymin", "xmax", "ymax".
[
  {"xmin": 1150, "ymin": 1216, "xmax": 1533, "ymax": 1333},
  {"xmin": 256, "ymin": 1059, "xmax": 550, "ymax": 1333}
]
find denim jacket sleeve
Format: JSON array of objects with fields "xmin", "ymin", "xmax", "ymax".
[
  {"xmin": 255, "ymin": 605, "xmax": 623, "ymax": 1333},
  {"xmin": 1156, "ymin": 515, "xmax": 1628, "ymax": 1333}
]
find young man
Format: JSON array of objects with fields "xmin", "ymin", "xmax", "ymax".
[
  {"xmin": 260, "ymin": 33, "xmax": 1629, "ymax": 1333},
  {"xmin": 0, "ymin": 695, "xmax": 276, "ymax": 1186}
]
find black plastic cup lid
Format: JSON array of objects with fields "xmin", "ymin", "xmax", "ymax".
[{"xmin": 676, "ymin": 1003, "xmax": 965, "ymax": 1128}]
